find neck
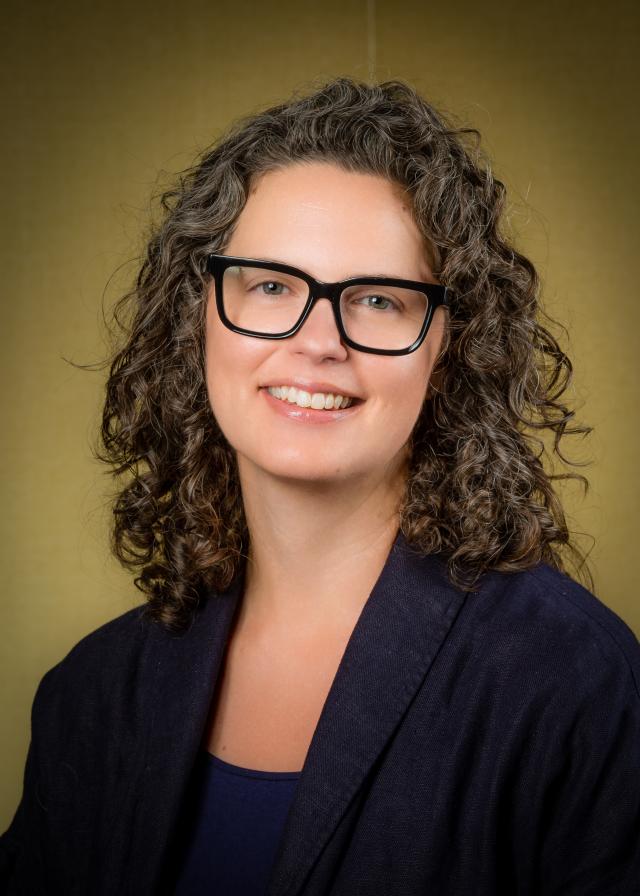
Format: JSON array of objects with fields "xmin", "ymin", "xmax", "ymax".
[{"xmin": 235, "ymin": 455, "xmax": 407, "ymax": 636}]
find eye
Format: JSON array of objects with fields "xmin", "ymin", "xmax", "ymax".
[
  {"xmin": 352, "ymin": 293, "xmax": 400, "ymax": 312},
  {"xmin": 254, "ymin": 279, "xmax": 288, "ymax": 296}
]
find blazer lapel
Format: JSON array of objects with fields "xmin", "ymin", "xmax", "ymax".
[
  {"xmin": 126, "ymin": 561, "xmax": 246, "ymax": 895},
  {"xmin": 125, "ymin": 528, "xmax": 467, "ymax": 896},
  {"xmin": 266, "ymin": 530, "xmax": 468, "ymax": 896}
]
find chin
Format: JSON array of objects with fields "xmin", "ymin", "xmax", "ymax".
[
  {"xmin": 266, "ymin": 460, "xmax": 350, "ymax": 483},
  {"xmin": 236, "ymin": 449, "xmax": 353, "ymax": 484}
]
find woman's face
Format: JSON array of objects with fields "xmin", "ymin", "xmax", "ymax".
[{"xmin": 205, "ymin": 161, "xmax": 446, "ymax": 488}]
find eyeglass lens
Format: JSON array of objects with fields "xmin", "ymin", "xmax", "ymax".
[{"xmin": 221, "ymin": 264, "xmax": 430, "ymax": 351}]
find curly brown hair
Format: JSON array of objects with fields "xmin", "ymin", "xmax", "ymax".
[{"xmin": 96, "ymin": 76, "xmax": 592, "ymax": 633}]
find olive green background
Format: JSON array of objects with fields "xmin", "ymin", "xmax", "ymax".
[{"xmin": 1, "ymin": 0, "xmax": 638, "ymax": 828}]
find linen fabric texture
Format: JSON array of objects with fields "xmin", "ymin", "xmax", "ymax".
[{"xmin": 1, "ymin": 528, "xmax": 639, "ymax": 895}]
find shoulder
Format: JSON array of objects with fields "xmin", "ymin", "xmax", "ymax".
[
  {"xmin": 528, "ymin": 563, "xmax": 639, "ymax": 677},
  {"xmin": 31, "ymin": 603, "xmax": 159, "ymax": 730},
  {"xmin": 462, "ymin": 567, "xmax": 640, "ymax": 889},
  {"xmin": 42, "ymin": 602, "xmax": 152, "ymax": 675},
  {"xmin": 458, "ymin": 562, "xmax": 640, "ymax": 706}
]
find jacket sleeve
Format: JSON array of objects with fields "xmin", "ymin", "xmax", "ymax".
[
  {"xmin": 0, "ymin": 745, "xmax": 31, "ymax": 884},
  {"xmin": 0, "ymin": 666, "xmax": 60, "ymax": 894},
  {"xmin": 529, "ymin": 639, "xmax": 640, "ymax": 895}
]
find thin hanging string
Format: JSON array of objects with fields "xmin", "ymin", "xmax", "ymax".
[{"xmin": 367, "ymin": 0, "xmax": 377, "ymax": 85}]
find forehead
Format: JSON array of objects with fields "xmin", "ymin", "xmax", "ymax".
[{"xmin": 225, "ymin": 162, "xmax": 434, "ymax": 281}]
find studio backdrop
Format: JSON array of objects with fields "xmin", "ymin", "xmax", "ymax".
[{"xmin": 1, "ymin": 0, "xmax": 638, "ymax": 829}]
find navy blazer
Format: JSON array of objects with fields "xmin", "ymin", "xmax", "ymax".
[{"xmin": 2, "ymin": 529, "xmax": 640, "ymax": 895}]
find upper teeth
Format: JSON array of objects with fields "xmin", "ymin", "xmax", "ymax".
[{"xmin": 267, "ymin": 386, "xmax": 354, "ymax": 410}]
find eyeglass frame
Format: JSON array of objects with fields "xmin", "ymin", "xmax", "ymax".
[{"xmin": 206, "ymin": 253, "xmax": 453, "ymax": 356}]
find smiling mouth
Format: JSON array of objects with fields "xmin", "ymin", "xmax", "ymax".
[{"xmin": 262, "ymin": 385, "xmax": 363, "ymax": 411}]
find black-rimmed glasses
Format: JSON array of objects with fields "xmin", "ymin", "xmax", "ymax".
[{"xmin": 206, "ymin": 253, "xmax": 452, "ymax": 356}]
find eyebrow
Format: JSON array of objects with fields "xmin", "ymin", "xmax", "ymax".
[{"xmin": 256, "ymin": 256, "xmax": 419, "ymax": 281}]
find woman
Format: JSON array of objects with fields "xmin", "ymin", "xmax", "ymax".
[{"xmin": 2, "ymin": 77, "xmax": 639, "ymax": 895}]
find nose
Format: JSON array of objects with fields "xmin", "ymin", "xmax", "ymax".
[{"xmin": 289, "ymin": 295, "xmax": 348, "ymax": 359}]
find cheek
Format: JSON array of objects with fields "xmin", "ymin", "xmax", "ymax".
[
  {"xmin": 394, "ymin": 389, "xmax": 428, "ymax": 445},
  {"xmin": 205, "ymin": 297, "xmax": 244, "ymax": 381},
  {"xmin": 384, "ymin": 353, "xmax": 431, "ymax": 408},
  {"xmin": 204, "ymin": 308, "xmax": 269, "ymax": 426},
  {"xmin": 362, "ymin": 364, "xmax": 429, "ymax": 451},
  {"xmin": 391, "ymin": 359, "xmax": 432, "ymax": 437},
  {"xmin": 204, "ymin": 318, "xmax": 226, "ymax": 411},
  {"xmin": 204, "ymin": 307, "xmax": 243, "ymax": 426}
]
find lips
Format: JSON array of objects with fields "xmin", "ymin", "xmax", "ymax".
[
  {"xmin": 265, "ymin": 386, "xmax": 354, "ymax": 410},
  {"xmin": 260, "ymin": 386, "xmax": 364, "ymax": 422},
  {"xmin": 259, "ymin": 381, "xmax": 362, "ymax": 400}
]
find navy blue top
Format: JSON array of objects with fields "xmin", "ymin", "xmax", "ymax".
[{"xmin": 172, "ymin": 750, "xmax": 301, "ymax": 895}]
